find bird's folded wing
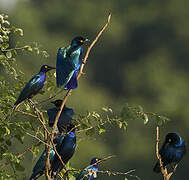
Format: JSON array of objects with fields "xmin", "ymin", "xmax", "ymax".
[{"xmin": 56, "ymin": 47, "xmax": 75, "ymax": 87}]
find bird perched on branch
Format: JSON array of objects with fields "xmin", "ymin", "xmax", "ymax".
[
  {"xmin": 153, "ymin": 132, "xmax": 186, "ymax": 173},
  {"xmin": 47, "ymin": 99, "xmax": 74, "ymax": 133},
  {"xmin": 50, "ymin": 123, "xmax": 76, "ymax": 178},
  {"xmin": 76, "ymin": 157, "xmax": 101, "ymax": 180},
  {"xmin": 14, "ymin": 65, "xmax": 55, "ymax": 106},
  {"xmin": 29, "ymin": 136, "xmax": 65, "ymax": 180},
  {"xmin": 56, "ymin": 36, "xmax": 89, "ymax": 89}
]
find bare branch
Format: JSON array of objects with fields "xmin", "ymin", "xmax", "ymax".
[{"xmin": 45, "ymin": 13, "xmax": 112, "ymax": 179}]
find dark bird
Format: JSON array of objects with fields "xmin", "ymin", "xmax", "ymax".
[
  {"xmin": 56, "ymin": 36, "xmax": 89, "ymax": 89},
  {"xmin": 153, "ymin": 132, "xmax": 186, "ymax": 173},
  {"xmin": 76, "ymin": 157, "xmax": 101, "ymax": 180},
  {"xmin": 29, "ymin": 136, "xmax": 65, "ymax": 180},
  {"xmin": 50, "ymin": 123, "xmax": 76, "ymax": 178},
  {"xmin": 47, "ymin": 99, "xmax": 74, "ymax": 133},
  {"xmin": 14, "ymin": 65, "xmax": 55, "ymax": 106}
]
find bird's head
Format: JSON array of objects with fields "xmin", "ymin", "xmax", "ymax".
[
  {"xmin": 40, "ymin": 65, "xmax": 55, "ymax": 73},
  {"xmin": 71, "ymin": 36, "xmax": 89, "ymax": 47},
  {"xmin": 51, "ymin": 99, "xmax": 63, "ymax": 107},
  {"xmin": 165, "ymin": 132, "xmax": 182, "ymax": 145},
  {"xmin": 90, "ymin": 157, "xmax": 101, "ymax": 165}
]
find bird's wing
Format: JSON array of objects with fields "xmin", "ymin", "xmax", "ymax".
[
  {"xmin": 47, "ymin": 108, "xmax": 59, "ymax": 127},
  {"xmin": 30, "ymin": 148, "xmax": 55, "ymax": 180},
  {"xmin": 56, "ymin": 47, "xmax": 76, "ymax": 87},
  {"xmin": 53, "ymin": 135, "xmax": 65, "ymax": 152},
  {"xmin": 76, "ymin": 165, "xmax": 97, "ymax": 180},
  {"xmin": 64, "ymin": 47, "xmax": 83, "ymax": 90},
  {"xmin": 30, "ymin": 137, "xmax": 65, "ymax": 180},
  {"xmin": 51, "ymin": 135, "xmax": 76, "ymax": 176},
  {"xmin": 15, "ymin": 74, "xmax": 42, "ymax": 105},
  {"xmin": 64, "ymin": 107, "xmax": 74, "ymax": 118},
  {"xmin": 64, "ymin": 70, "xmax": 78, "ymax": 89},
  {"xmin": 57, "ymin": 114, "xmax": 72, "ymax": 133}
]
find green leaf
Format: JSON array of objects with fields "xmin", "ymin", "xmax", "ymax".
[
  {"xmin": 4, "ymin": 127, "xmax": 10, "ymax": 136},
  {"xmin": 118, "ymin": 121, "xmax": 122, "ymax": 128},
  {"xmin": 143, "ymin": 113, "xmax": 149, "ymax": 125},
  {"xmin": 6, "ymin": 51, "xmax": 12, "ymax": 59},
  {"xmin": 24, "ymin": 45, "xmax": 32, "ymax": 52},
  {"xmin": 102, "ymin": 107, "xmax": 108, "ymax": 112},
  {"xmin": 14, "ymin": 28, "xmax": 24, "ymax": 36},
  {"xmin": 99, "ymin": 128, "xmax": 106, "ymax": 134},
  {"xmin": 1, "ymin": 43, "xmax": 9, "ymax": 50},
  {"xmin": 0, "ymin": 55, "xmax": 6, "ymax": 60}
]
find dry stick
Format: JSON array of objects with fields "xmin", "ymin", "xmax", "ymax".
[
  {"xmin": 45, "ymin": 13, "xmax": 112, "ymax": 180},
  {"xmin": 26, "ymin": 132, "xmax": 51, "ymax": 147},
  {"xmin": 156, "ymin": 127, "xmax": 178, "ymax": 180},
  {"xmin": 38, "ymin": 88, "xmax": 64, "ymax": 105},
  {"xmin": 28, "ymin": 99, "xmax": 51, "ymax": 180},
  {"xmin": 98, "ymin": 169, "xmax": 140, "ymax": 180},
  {"xmin": 65, "ymin": 155, "xmax": 139, "ymax": 180},
  {"xmin": 28, "ymin": 99, "xmax": 51, "ymax": 135},
  {"xmin": 15, "ymin": 109, "xmax": 37, "ymax": 118}
]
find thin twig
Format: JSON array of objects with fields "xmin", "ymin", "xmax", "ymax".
[
  {"xmin": 26, "ymin": 132, "xmax": 51, "ymax": 147},
  {"xmin": 15, "ymin": 109, "xmax": 37, "ymax": 118},
  {"xmin": 28, "ymin": 99, "xmax": 51, "ymax": 180},
  {"xmin": 98, "ymin": 169, "xmax": 140, "ymax": 180},
  {"xmin": 2, "ymin": 46, "xmax": 28, "ymax": 52},
  {"xmin": 38, "ymin": 88, "xmax": 64, "ymax": 105}
]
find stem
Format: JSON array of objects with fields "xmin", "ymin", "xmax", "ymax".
[{"xmin": 45, "ymin": 13, "xmax": 112, "ymax": 179}]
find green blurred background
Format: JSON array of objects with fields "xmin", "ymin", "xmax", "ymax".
[{"xmin": 1, "ymin": 0, "xmax": 189, "ymax": 179}]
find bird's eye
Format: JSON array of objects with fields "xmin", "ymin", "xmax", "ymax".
[
  {"xmin": 45, "ymin": 65, "xmax": 48, "ymax": 69},
  {"xmin": 168, "ymin": 139, "xmax": 172, "ymax": 142},
  {"xmin": 80, "ymin": 40, "xmax": 83, "ymax": 43},
  {"xmin": 96, "ymin": 158, "xmax": 99, "ymax": 161}
]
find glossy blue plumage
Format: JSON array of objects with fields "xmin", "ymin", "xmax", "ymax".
[
  {"xmin": 29, "ymin": 136, "xmax": 64, "ymax": 180},
  {"xmin": 47, "ymin": 100, "xmax": 74, "ymax": 133},
  {"xmin": 76, "ymin": 157, "xmax": 101, "ymax": 180},
  {"xmin": 153, "ymin": 132, "xmax": 186, "ymax": 173},
  {"xmin": 56, "ymin": 36, "xmax": 87, "ymax": 89},
  {"xmin": 14, "ymin": 65, "xmax": 55, "ymax": 105},
  {"xmin": 64, "ymin": 48, "xmax": 83, "ymax": 90},
  {"xmin": 50, "ymin": 124, "xmax": 76, "ymax": 178}
]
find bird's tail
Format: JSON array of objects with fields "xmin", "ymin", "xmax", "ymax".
[{"xmin": 153, "ymin": 161, "xmax": 161, "ymax": 173}]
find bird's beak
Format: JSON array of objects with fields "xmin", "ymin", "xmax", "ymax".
[{"xmin": 48, "ymin": 66, "xmax": 56, "ymax": 70}]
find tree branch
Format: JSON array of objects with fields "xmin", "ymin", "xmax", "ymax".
[{"xmin": 45, "ymin": 13, "xmax": 112, "ymax": 179}]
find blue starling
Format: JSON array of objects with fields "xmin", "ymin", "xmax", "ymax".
[
  {"xmin": 56, "ymin": 36, "xmax": 88, "ymax": 89},
  {"xmin": 153, "ymin": 132, "xmax": 186, "ymax": 173},
  {"xmin": 29, "ymin": 136, "xmax": 64, "ymax": 180},
  {"xmin": 14, "ymin": 65, "xmax": 55, "ymax": 105},
  {"xmin": 47, "ymin": 99, "xmax": 73, "ymax": 133},
  {"xmin": 50, "ymin": 123, "xmax": 76, "ymax": 178},
  {"xmin": 76, "ymin": 157, "xmax": 101, "ymax": 180}
]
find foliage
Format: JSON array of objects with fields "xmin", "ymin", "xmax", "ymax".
[{"xmin": 0, "ymin": 13, "xmax": 169, "ymax": 180}]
